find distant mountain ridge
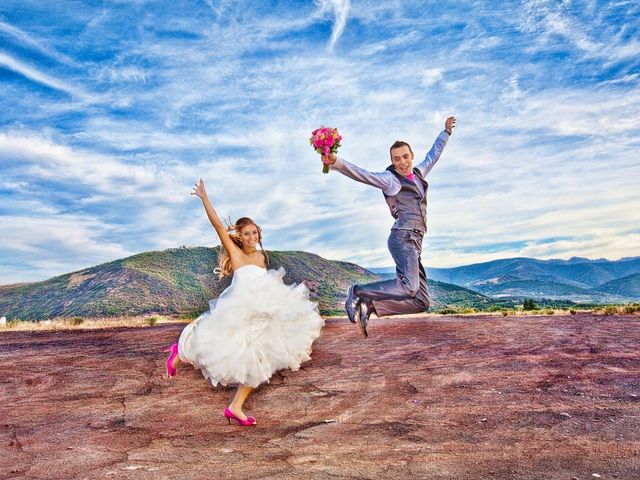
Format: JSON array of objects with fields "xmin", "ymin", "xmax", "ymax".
[
  {"xmin": 0, "ymin": 247, "xmax": 501, "ymax": 320},
  {"xmin": 449, "ymin": 256, "xmax": 640, "ymax": 302},
  {"xmin": 374, "ymin": 256, "xmax": 640, "ymax": 303},
  {"xmin": 597, "ymin": 273, "xmax": 640, "ymax": 298}
]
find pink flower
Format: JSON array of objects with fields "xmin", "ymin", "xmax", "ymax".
[{"xmin": 310, "ymin": 126, "xmax": 342, "ymax": 173}]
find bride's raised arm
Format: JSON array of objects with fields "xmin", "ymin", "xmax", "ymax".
[{"xmin": 191, "ymin": 178, "xmax": 240, "ymax": 258}]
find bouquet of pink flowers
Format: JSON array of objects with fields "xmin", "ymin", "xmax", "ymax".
[{"xmin": 309, "ymin": 126, "xmax": 342, "ymax": 173}]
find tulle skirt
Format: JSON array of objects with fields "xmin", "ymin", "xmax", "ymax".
[{"xmin": 178, "ymin": 265, "xmax": 324, "ymax": 388}]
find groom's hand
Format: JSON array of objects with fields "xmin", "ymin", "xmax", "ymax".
[
  {"xmin": 321, "ymin": 152, "xmax": 337, "ymax": 167},
  {"xmin": 445, "ymin": 116, "xmax": 456, "ymax": 135}
]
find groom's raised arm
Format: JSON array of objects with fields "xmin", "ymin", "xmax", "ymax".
[
  {"xmin": 416, "ymin": 116, "xmax": 456, "ymax": 177},
  {"xmin": 415, "ymin": 131, "xmax": 449, "ymax": 178},
  {"xmin": 322, "ymin": 154, "xmax": 398, "ymax": 195}
]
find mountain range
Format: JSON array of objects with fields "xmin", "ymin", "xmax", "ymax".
[
  {"xmin": 0, "ymin": 247, "xmax": 498, "ymax": 321},
  {"xmin": 372, "ymin": 256, "xmax": 640, "ymax": 303},
  {"xmin": 3, "ymin": 250, "xmax": 637, "ymax": 322}
]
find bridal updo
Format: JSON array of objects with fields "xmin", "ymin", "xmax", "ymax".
[{"xmin": 216, "ymin": 217, "xmax": 268, "ymax": 278}]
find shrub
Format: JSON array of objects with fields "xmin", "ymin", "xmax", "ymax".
[
  {"xmin": 67, "ymin": 317, "xmax": 84, "ymax": 326},
  {"xmin": 602, "ymin": 305, "xmax": 619, "ymax": 315},
  {"xmin": 179, "ymin": 312, "xmax": 201, "ymax": 321},
  {"xmin": 439, "ymin": 308, "xmax": 457, "ymax": 315},
  {"xmin": 623, "ymin": 304, "xmax": 639, "ymax": 314},
  {"xmin": 523, "ymin": 299, "xmax": 537, "ymax": 310},
  {"xmin": 501, "ymin": 309, "xmax": 509, "ymax": 317},
  {"xmin": 569, "ymin": 309, "xmax": 577, "ymax": 315},
  {"xmin": 145, "ymin": 316, "xmax": 158, "ymax": 326},
  {"xmin": 544, "ymin": 309, "xmax": 555, "ymax": 315}
]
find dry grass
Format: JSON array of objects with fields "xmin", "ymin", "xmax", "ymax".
[
  {"xmin": 3, "ymin": 307, "xmax": 637, "ymax": 332},
  {"xmin": 434, "ymin": 308, "xmax": 639, "ymax": 317},
  {"xmin": 0, "ymin": 314, "xmax": 189, "ymax": 332}
]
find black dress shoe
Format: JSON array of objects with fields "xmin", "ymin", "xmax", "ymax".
[
  {"xmin": 356, "ymin": 299, "xmax": 369, "ymax": 338},
  {"xmin": 345, "ymin": 285, "xmax": 358, "ymax": 323}
]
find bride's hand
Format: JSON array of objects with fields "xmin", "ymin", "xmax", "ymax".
[{"xmin": 191, "ymin": 178, "xmax": 207, "ymax": 199}]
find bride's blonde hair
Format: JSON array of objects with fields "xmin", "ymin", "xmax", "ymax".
[{"xmin": 216, "ymin": 217, "xmax": 267, "ymax": 279}]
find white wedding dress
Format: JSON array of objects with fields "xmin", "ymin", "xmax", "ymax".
[{"xmin": 178, "ymin": 264, "xmax": 325, "ymax": 388}]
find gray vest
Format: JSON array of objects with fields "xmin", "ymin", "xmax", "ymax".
[{"xmin": 383, "ymin": 165, "xmax": 428, "ymax": 232}]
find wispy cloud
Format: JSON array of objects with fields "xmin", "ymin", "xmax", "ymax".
[
  {"xmin": 0, "ymin": 0, "xmax": 638, "ymax": 283},
  {"xmin": 0, "ymin": 214, "xmax": 132, "ymax": 284},
  {"xmin": 516, "ymin": 0, "xmax": 640, "ymax": 63},
  {"xmin": 0, "ymin": 20, "xmax": 77, "ymax": 66},
  {"xmin": 315, "ymin": 0, "xmax": 351, "ymax": 51},
  {"xmin": 421, "ymin": 68, "xmax": 444, "ymax": 87},
  {"xmin": 0, "ymin": 52, "xmax": 78, "ymax": 96}
]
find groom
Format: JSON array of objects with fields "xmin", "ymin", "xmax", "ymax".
[{"xmin": 321, "ymin": 117, "xmax": 456, "ymax": 336}]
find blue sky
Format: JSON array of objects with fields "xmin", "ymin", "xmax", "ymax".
[{"xmin": 1, "ymin": 0, "xmax": 639, "ymax": 284}]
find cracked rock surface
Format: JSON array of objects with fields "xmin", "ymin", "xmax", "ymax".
[{"xmin": 1, "ymin": 314, "xmax": 639, "ymax": 479}]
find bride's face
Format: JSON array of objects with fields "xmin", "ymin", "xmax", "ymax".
[{"xmin": 238, "ymin": 224, "xmax": 260, "ymax": 249}]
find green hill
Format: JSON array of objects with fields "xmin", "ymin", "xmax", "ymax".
[
  {"xmin": 597, "ymin": 273, "xmax": 640, "ymax": 297},
  {"xmin": 339, "ymin": 272, "xmax": 502, "ymax": 311},
  {"xmin": 0, "ymin": 247, "xmax": 507, "ymax": 321},
  {"xmin": 471, "ymin": 278, "xmax": 630, "ymax": 303},
  {"xmin": 473, "ymin": 278, "xmax": 592, "ymax": 297},
  {"xmin": 0, "ymin": 247, "xmax": 374, "ymax": 320},
  {"xmin": 428, "ymin": 279, "xmax": 501, "ymax": 311}
]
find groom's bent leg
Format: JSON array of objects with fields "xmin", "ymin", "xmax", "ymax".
[
  {"xmin": 355, "ymin": 229, "xmax": 426, "ymax": 315},
  {"xmin": 372, "ymin": 258, "xmax": 430, "ymax": 317}
]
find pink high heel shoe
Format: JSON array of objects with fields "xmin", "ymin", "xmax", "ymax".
[
  {"xmin": 163, "ymin": 343, "xmax": 179, "ymax": 378},
  {"xmin": 224, "ymin": 406, "xmax": 257, "ymax": 426}
]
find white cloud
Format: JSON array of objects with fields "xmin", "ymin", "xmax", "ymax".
[
  {"xmin": 500, "ymin": 74, "xmax": 522, "ymax": 105},
  {"xmin": 0, "ymin": 214, "xmax": 132, "ymax": 283},
  {"xmin": 1, "ymin": 0, "xmax": 639, "ymax": 283},
  {"xmin": 516, "ymin": 0, "xmax": 640, "ymax": 64},
  {"xmin": 0, "ymin": 132, "xmax": 177, "ymax": 199},
  {"xmin": 0, "ymin": 20, "xmax": 77, "ymax": 66},
  {"xmin": 601, "ymin": 73, "xmax": 640, "ymax": 85},
  {"xmin": 0, "ymin": 52, "xmax": 79, "ymax": 97},
  {"xmin": 315, "ymin": 0, "xmax": 351, "ymax": 51},
  {"xmin": 421, "ymin": 68, "xmax": 443, "ymax": 87}
]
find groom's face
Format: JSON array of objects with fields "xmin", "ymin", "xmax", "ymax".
[{"xmin": 390, "ymin": 146, "xmax": 414, "ymax": 177}]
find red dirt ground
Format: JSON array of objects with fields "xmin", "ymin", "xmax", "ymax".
[{"xmin": 1, "ymin": 314, "xmax": 639, "ymax": 480}]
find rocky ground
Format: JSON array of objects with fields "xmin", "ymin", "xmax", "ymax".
[{"xmin": 1, "ymin": 314, "xmax": 639, "ymax": 480}]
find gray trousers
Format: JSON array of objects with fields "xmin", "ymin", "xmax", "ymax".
[{"xmin": 355, "ymin": 228, "xmax": 430, "ymax": 317}]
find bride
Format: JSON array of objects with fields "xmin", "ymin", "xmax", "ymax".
[{"xmin": 164, "ymin": 178, "xmax": 324, "ymax": 426}]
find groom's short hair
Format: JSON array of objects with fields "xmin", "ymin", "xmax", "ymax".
[{"xmin": 389, "ymin": 140, "xmax": 413, "ymax": 158}]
